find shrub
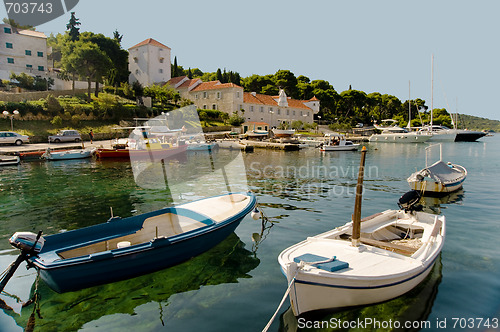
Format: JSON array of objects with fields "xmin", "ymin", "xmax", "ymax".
[
  {"xmin": 71, "ymin": 114, "xmax": 80, "ymax": 126},
  {"xmin": 46, "ymin": 95, "xmax": 63, "ymax": 114},
  {"xmin": 51, "ymin": 115, "xmax": 62, "ymax": 127}
]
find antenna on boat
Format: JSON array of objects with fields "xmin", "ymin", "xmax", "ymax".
[{"xmin": 352, "ymin": 146, "xmax": 367, "ymax": 247}]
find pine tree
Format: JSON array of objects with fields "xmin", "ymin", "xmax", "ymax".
[
  {"xmin": 113, "ymin": 30, "xmax": 123, "ymax": 44},
  {"xmin": 66, "ymin": 12, "xmax": 81, "ymax": 41},
  {"xmin": 187, "ymin": 68, "xmax": 193, "ymax": 79},
  {"xmin": 173, "ymin": 56, "xmax": 179, "ymax": 77}
]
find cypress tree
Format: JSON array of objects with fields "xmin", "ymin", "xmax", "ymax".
[{"xmin": 66, "ymin": 12, "xmax": 81, "ymax": 41}]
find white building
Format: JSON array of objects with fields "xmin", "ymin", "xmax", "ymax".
[
  {"xmin": 128, "ymin": 38, "xmax": 171, "ymax": 86},
  {"xmin": 0, "ymin": 24, "xmax": 49, "ymax": 80}
]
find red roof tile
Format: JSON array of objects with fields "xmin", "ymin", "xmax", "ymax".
[
  {"xmin": 243, "ymin": 92, "xmax": 311, "ymax": 110},
  {"xmin": 129, "ymin": 38, "xmax": 171, "ymax": 50}
]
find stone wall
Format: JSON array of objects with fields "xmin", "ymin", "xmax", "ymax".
[{"xmin": 0, "ymin": 89, "xmax": 88, "ymax": 102}]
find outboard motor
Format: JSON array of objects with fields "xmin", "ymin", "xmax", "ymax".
[
  {"xmin": 398, "ymin": 190, "xmax": 423, "ymax": 212},
  {"xmin": 0, "ymin": 231, "xmax": 44, "ymax": 293}
]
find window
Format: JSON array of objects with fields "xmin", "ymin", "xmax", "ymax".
[
  {"xmin": 203, "ymin": 92, "xmax": 208, "ymax": 99},
  {"xmin": 236, "ymin": 92, "xmax": 240, "ymax": 98},
  {"xmin": 286, "ymin": 110, "xmax": 290, "ymax": 115},
  {"xmin": 7, "ymin": 58, "xmax": 14, "ymax": 64},
  {"xmin": 203, "ymin": 105, "xmax": 207, "ymax": 109},
  {"xmin": 269, "ymin": 107, "xmax": 273, "ymax": 113},
  {"xmin": 300, "ymin": 111, "xmax": 303, "ymax": 116},
  {"xmin": 159, "ymin": 57, "xmax": 164, "ymax": 63},
  {"xmin": 135, "ymin": 69, "xmax": 139, "ymax": 75},
  {"xmin": 250, "ymin": 106, "xmax": 254, "ymax": 112},
  {"xmin": 212, "ymin": 104, "xmax": 217, "ymax": 110},
  {"xmin": 133, "ymin": 57, "xmax": 138, "ymax": 63},
  {"xmin": 25, "ymin": 50, "xmax": 31, "ymax": 56},
  {"xmin": 260, "ymin": 107, "xmax": 264, "ymax": 113},
  {"xmin": 159, "ymin": 69, "xmax": 163, "ymax": 73},
  {"xmin": 293, "ymin": 110, "xmax": 296, "ymax": 116},
  {"xmin": 6, "ymin": 42, "xmax": 13, "ymax": 49},
  {"xmin": 37, "ymin": 51, "xmax": 43, "ymax": 57},
  {"xmin": 4, "ymin": 27, "xmax": 11, "ymax": 34},
  {"xmin": 216, "ymin": 92, "xmax": 221, "ymax": 99},
  {"xmin": 277, "ymin": 109, "xmax": 281, "ymax": 115},
  {"xmin": 195, "ymin": 94, "xmax": 199, "ymax": 100},
  {"xmin": 38, "ymin": 66, "xmax": 44, "ymax": 71},
  {"xmin": 26, "ymin": 64, "xmax": 33, "ymax": 69}
]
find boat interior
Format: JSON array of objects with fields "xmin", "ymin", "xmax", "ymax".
[{"xmin": 57, "ymin": 212, "xmax": 211, "ymax": 260}]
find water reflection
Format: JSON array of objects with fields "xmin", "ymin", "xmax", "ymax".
[
  {"xmin": 279, "ymin": 256, "xmax": 443, "ymax": 331},
  {"xmin": 5, "ymin": 233, "xmax": 259, "ymax": 331},
  {"xmin": 421, "ymin": 189, "xmax": 465, "ymax": 214}
]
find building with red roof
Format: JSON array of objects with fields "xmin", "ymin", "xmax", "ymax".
[{"xmin": 166, "ymin": 76, "xmax": 320, "ymax": 127}]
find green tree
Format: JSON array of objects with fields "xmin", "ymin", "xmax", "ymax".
[
  {"xmin": 273, "ymin": 70, "xmax": 298, "ymax": 99},
  {"xmin": 67, "ymin": 41, "xmax": 112, "ymax": 102},
  {"xmin": 172, "ymin": 57, "xmax": 179, "ymax": 77},
  {"xmin": 66, "ymin": 12, "xmax": 81, "ymax": 41},
  {"xmin": 216, "ymin": 68, "xmax": 223, "ymax": 82},
  {"xmin": 113, "ymin": 29, "xmax": 123, "ymax": 44}
]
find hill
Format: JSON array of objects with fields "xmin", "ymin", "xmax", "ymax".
[{"xmin": 457, "ymin": 114, "xmax": 500, "ymax": 132}]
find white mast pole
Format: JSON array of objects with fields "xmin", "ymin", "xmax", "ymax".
[
  {"xmin": 408, "ymin": 80, "xmax": 411, "ymax": 129},
  {"xmin": 430, "ymin": 54, "xmax": 434, "ymax": 128}
]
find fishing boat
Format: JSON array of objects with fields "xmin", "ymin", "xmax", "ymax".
[
  {"xmin": 407, "ymin": 144, "xmax": 467, "ymax": 194},
  {"xmin": 42, "ymin": 148, "xmax": 95, "ymax": 160},
  {"xmin": 245, "ymin": 130, "xmax": 269, "ymax": 139},
  {"xmin": 0, "ymin": 155, "xmax": 20, "ymax": 166},
  {"xmin": 4, "ymin": 192, "xmax": 255, "ymax": 293},
  {"xmin": 319, "ymin": 133, "xmax": 359, "ymax": 151},
  {"xmin": 276, "ymin": 148, "xmax": 445, "ymax": 316}
]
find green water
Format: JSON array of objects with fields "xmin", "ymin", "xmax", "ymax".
[{"xmin": 1, "ymin": 137, "xmax": 500, "ymax": 331}]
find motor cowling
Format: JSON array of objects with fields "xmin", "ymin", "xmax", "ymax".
[
  {"xmin": 398, "ymin": 190, "xmax": 423, "ymax": 212},
  {"xmin": 9, "ymin": 232, "xmax": 45, "ymax": 253}
]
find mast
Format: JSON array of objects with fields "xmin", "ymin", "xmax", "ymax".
[
  {"xmin": 408, "ymin": 80, "xmax": 411, "ymax": 129},
  {"xmin": 352, "ymin": 146, "xmax": 367, "ymax": 247},
  {"xmin": 430, "ymin": 54, "xmax": 434, "ymax": 127}
]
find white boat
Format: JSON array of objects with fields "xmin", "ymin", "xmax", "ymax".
[
  {"xmin": 370, "ymin": 120, "xmax": 431, "ymax": 143},
  {"xmin": 319, "ymin": 133, "xmax": 359, "ymax": 151},
  {"xmin": 245, "ymin": 130, "xmax": 268, "ymax": 138},
  {"xmin": 407, "ymin": 144, "xmax": 466, "ymax": 194},
  {"xmin": 277, "ymin": 148, "xmax": 445, "ymax": 316},
  {"xmin": 0, "ymin": 155, "xmax": 20, "ymax": 166},
  {"xmin": 419, "ymin": 125, "xmax": 457, "ymax": 142},
  {"xmin": 272, "ymin": 128, "xmax": 296, "ymax": 138},
  {"xmin": 42, "ymin": 148, "xmax": 95, "ymax": 160}
]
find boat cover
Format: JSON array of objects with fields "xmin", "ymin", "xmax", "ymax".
[{"xmin": 421, "ymin": 161, "xmax": 464, "ymax": 183}]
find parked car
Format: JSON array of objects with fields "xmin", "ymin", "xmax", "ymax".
[
  {"xmin": 48, "ymin": 130, "xmax": 82, "ymax": 143},
  {"xmin": 0, "ymin": 131, "xmax": 30, "ymax": 145}
]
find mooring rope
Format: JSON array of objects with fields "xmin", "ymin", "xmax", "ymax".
[{"xmin": 262, "ymin": 274, "xmax": 296, "ymax": 332}]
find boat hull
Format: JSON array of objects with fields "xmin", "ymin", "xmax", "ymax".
[
  {"xmin": 408, "ymin": 178, "xmax": 464, "ymax": 194},
  {"xmin": 320, "ymin": 144, "xmax": 359, "ymax": 151},
  {"xmin": 30, "ymin": 192, "xmax": 256, "ymax": 292},
  {"xmin": 45, "ymin": 149, "xmax": 94, "ymax": 160},
  {"xmin": 454, "ymin": 131, "xmax": 487, "ymax": 142},
  {"xmin": 369, "ymin": 133, "xmax": 431, "ymax": 143},
  {"xmin": 96, "ymin": 144, "xmax": 187, "ymax": 160},
  {"xmin": 288, "ymin": 258, "xmax": 437, "ymax": 315},
  {"xmin": 427, "ymin": 132, "xmax": 456, "ymax": 142},
  {"xmin": 0, "ymin": 155, "xmax": 20, "ymax": 166}
]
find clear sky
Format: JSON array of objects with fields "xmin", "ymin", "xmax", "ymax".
[{"xmin": 2, "ymin": 0, "xmax": 499, "ymax": 120}]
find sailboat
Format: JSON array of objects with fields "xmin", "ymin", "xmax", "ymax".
[{"xmin": 277, "ymin": 147, "xmax": 445, "ymax": 315}]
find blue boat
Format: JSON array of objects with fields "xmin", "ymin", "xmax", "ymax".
[{"xmin": 27, "ymin": 192, "xmax": 256, "ymax": 292}]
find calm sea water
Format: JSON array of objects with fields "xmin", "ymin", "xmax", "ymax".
[{"xmin": 1, "ymin": 136, "xmax": 499, "ymax": 331}]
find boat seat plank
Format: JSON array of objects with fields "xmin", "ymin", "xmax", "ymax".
[
  {"xmin": 359, "ymin": 237, "xmax": 419, "ymax": 256},
  {"xmin": 57, "ymin": 213, "xmax": 206, "ymax": 259}
]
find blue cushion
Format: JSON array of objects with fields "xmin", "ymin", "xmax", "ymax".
[{"xmin": 293, "ymin": 253, "xmax": 349, "ymax": 272}]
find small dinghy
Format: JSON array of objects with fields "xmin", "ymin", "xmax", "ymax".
[
  {"xmin": 0, "ymin": 155, "xmax": 20, "ymax": 166},
  {"xmin": 407, "ymin": 143, "xmax": 466, "ymax": 194},
  {"xmin": 42, "ymin": 148, "xmax": 95, "ymax": 160},
  {"xmin": 276, "ymin": 147, "xmax": 445, "ymax": 316}
]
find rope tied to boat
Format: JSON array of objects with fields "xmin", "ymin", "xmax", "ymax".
[{"xmin": 262, "ymin": 268, "xmax": 299, "ymax": 332}]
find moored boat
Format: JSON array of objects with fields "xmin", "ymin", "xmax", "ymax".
[
  {"xmin": 0, "ymin": 155, "xmax": 20, "ymax": 166},
  {"xmin": 319, "ymin": 133, "xmax": 359, "ymax": 151},
  {"xmin": 407, "ymin": 144, "xmax": 466, "ymax": 194},
  {"xmin": 272, "ymin": 128, "xmax": 296, "ymax": 138},
  {"xmin": 276, "ymin": 148, "xmax": 445, "ymax": 316},
  {"xmin": 42, "ymin": 148, "xmax": 95, "ymax": 160}
]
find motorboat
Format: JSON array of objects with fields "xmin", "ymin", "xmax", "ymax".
[
  {"xmin": 276, "ymin": 148, "xmax": 445, "ymax": 316},
  {"xmin": 419, "ymin": 125, "xmax": 457, "ymax": 142},
  {"xmin": 407, "ymin": 144, "xmax": 466, "ymax": 194},
  {"xmin": 370, "ymin": 120, "xmax": 431, "ymax": 143},
  {"xmin": 42, "ymin": 148, "xmax": 95, "ymax": 160},
  {"xmin": 245, "ymin": 130, "xmax": 269, "ymax": 139},
  {"xmin": 95, "ymin": 137, "xmax": 188, "ymax": 160},
  {"xmin": 0, "ymin": 155, "xmax": 20, "ymax": 166},
  {"xmin": 319, "ymin": 133, "xmax": 359, "ymax": 151}
]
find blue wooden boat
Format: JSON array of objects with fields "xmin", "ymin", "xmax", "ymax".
[{"xmin": 23, "ymin": 192, "xmax": 256, "ymax": 293}]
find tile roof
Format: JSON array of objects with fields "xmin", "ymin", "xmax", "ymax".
[
  {"xmin": 129, "ymin": 38, "xmax": 171, "ymax": 50},
  {"xmin": 191, "ymin": 81, "xmax": 242, "ymax": 91},
  {"xmin": 244, "ymin": 92, "xmax": 311, "ymax": 110}
]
